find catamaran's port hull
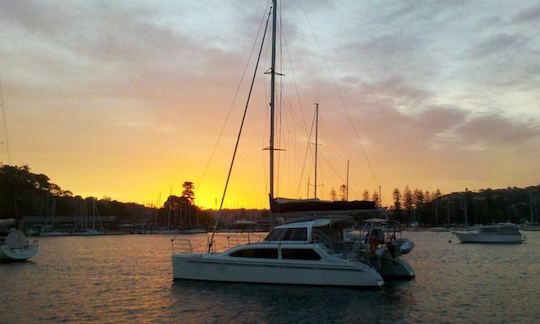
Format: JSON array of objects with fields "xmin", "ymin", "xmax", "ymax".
[{"xmin": 172, "ymin": 254, "xmax": 384, "ymax": 287}]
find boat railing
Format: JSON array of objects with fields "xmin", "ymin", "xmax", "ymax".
[
  {"xmin": 171, "ymin": 238, "xmax": 211, "ymax": 254},
  {"xmin": 225, "ymin": 233, "xmax": 264, "ymax": 249},
  {"xmin": 171, "ymin": 238, "xmax": 193, "ymax": 253}
]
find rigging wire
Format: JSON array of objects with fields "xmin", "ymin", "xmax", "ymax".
[
  {"xmin": 208, "ymin": 7, "xmax": 272, "ymax": 252},
  {"xmin": 319, "ymin": 152, "xmax": 360, "ymax": 199},
  {"xmin": 282, "ymin": 18, "xmax": 309, "ymax": 138},
  {"xmin": 298, "ymin": 0, "xmax": 379, "ymax": 188},
  {"xmin": 296, "ymin": 110, "xmax": 316, "ymax": 197},
  {"xmin": 196, "ymin": 0, "xmax": 271, "ymax": 195}
]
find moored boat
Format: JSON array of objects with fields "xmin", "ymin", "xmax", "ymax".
[
  {"xmin": 0, "ymin": 219, "xmax": 39, "ymax": 262},
  {"xmin": 452, "ymin": 223, "xmax": 525, "ymax": 243},
  {"xmin": 172, "ymin": 218, "xmax": 384, "ymax": 287}
]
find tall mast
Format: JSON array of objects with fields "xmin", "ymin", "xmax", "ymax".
[
  {"xmin": 314, "ymin": 103, "xmax": 319, "ymax": 199},
  {"xmin": 269, "ymin": 0, "xmax": 277, "ymax": 200},
  {"xmin": 346, "ymin": 160, "xmax": 349, "ymax": 201}
]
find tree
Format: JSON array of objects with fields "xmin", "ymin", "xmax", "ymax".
[
  {"xmin": 424, "ymin": 191, "xmax": 432, "ymax": 204},
  {"xmin": 393, "ymin": 188, "xmax": 402, "ymax": 220},
  {"xmin": 413, "ymin": 189, "xmax": 424, "ymax": 210},
  {"xmin": 339, "ymin": 185, "xmax": 347, "ymax": 201},
  {"xmin": 372, "ymin": 191, "xmax": 380, "ymax": 206},
  {"xmin": 403, "ymin": 186, "xmax": 413, "ymax": 222},
  {"xmin": 181, "ymin": 181, "xmax": 195, "ymax": 205},
  {"xmin": 330, "ymin": 188, "xmax": 337, "ymax": 201},
  {"xmin": 362, "ymin": 190, "xmax": 370, "ymax": 201}
]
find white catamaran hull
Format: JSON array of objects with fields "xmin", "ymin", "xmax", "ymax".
[
  {"xmin": 172, "ymin": 254, "xmax": 384, "ymax": 287},
  {"xmin": 453, "ymin": 232, "xmax": 524, "ymax": 243}
]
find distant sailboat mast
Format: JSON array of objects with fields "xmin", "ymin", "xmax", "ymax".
[{"xmin": 314, "ymin": 103, "xmax": 319, "ymax": 199}]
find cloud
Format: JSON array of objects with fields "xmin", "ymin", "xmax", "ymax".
[{"xmin": 512, "ymin": 3, "xmax": 540, "ymax": 23}]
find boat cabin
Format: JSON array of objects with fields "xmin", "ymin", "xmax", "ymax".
[{"xmin": 478, "ymin": 223, "xmax": 521, "ymax": 235}]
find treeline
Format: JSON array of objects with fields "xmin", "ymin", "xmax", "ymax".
[
  {"xmin": 0, "ymin": 165, "xmax": 213, "ymax": 229},
  {"xmin": 386, "ymin": 185, "xmax": 540, "ymax": 226}
]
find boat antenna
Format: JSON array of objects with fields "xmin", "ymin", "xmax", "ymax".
[
  {"xmin": 207, "ymin": 6, "xmax": 272, "ymax": 252},
  {"xmin": 314, "ymin": 103, "xmax": 319, "ymax": 199}
]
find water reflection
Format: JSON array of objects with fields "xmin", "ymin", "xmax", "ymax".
[{"xmin": 169, "ymin": 279, "xmax": 414, "ymax": 322}]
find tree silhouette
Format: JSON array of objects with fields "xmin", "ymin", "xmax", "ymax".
[
  {"xmin": 362, "ymin": 190, "xmax": 370, "ymax": 201},
  {"xmin": 181, "ymin": 181, "xmax": 195, "ymax": 205},
  {"xmin": 393, "ymin": 188, "xmax": 402, "ymax": 220}
]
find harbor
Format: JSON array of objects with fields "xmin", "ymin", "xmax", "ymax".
[
  {"xmin": 1, "ymin": 232, "xmax": 540, "ymax": 322},
  {"xmin": 1, "ymin": 0, "xmax": 540, "ymax": 322}
]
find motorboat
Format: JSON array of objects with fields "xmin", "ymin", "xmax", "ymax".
[
  {"xmin": 452, "ymin": 223, "xmax": 525, "ymax": 243},
  {"xmin": 0, "ymin": 219, "xmax": 39, "ymax": 262},
  {"xmin": 172, "ymin": 218, "xmax": 384, "ymax": 287}
]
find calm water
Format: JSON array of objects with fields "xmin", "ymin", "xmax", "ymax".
[{"xmin": 1, "ymin": 231, "xmax": 540, "ymax": 323}]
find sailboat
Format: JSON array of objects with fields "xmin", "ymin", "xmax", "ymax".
[
  {"xmin": 520, "ymin": 192, "xmax": 540, "ymax": 231},
  {"xmin": 171, "ymin": 0, "xmax": 414, "ymax": 286},
  {"xmin": 0, "ymin": 219, "xmax": 38, "ymax": 262}
]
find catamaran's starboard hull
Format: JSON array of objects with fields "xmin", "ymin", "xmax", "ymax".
[
  {"xmin": 0, "ymin": 245, "xmax": 38, "ymax": 262},
  {"xmin": 453, "ymin": 232, "xmax": 524, "ymax": 243},
  {"xmin": 172, "ymin": 254, "xmax": 384, "ymax": 287}
]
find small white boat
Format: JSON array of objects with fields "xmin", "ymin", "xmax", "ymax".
[
  {"xmin": 172, "ymin": 218, "xmax": 384, "ymax": 287},
  {"xmin": 0, "ymin": 220, "xmax": 38, "ymax": 262},
  {"xmin": 452, "ymin": 223, "xmax": 525, "ymax": 243}
]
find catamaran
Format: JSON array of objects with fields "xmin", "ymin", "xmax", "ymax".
[{"xmin": 171, "ymin": 0, "xmax": 415, "ymax": 287}]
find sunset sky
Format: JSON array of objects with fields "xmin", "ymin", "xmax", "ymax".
[{"xmin": 1, "ymin": 0, "xmax": 539, "ymax": 209}]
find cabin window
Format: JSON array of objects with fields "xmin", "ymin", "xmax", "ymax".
[
  {"xmin": 282, "ymin": 228, "xmax": 307, "ymax": 241},
  {"xmin": 229, "ymin": 248, "xmax": 278, "ymax": 259},
  {"xmin": 281, "ymin": 248, "xmax": 321, "ymax": 260},
  {"xmin": 264, "ymin": 228, "xmax": 307, "ymax": 241},
  {"xmin": 264, "ymin": 229, "xmax": 286, "ymax": 241}
]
